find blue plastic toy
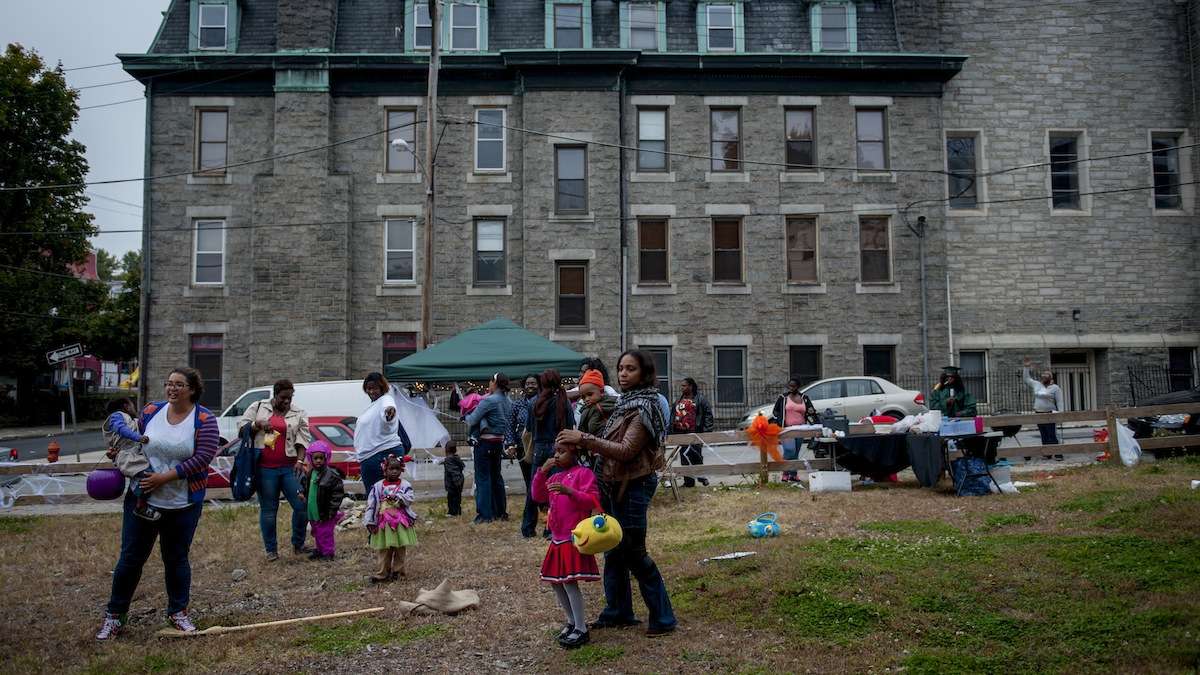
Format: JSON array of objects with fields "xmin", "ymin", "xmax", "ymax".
[{"xmin": 746, "ymin": 512, "xmax": 781, "ymax": 538}]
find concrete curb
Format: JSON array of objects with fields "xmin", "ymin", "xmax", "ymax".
[{"xmin": 0, "ymin": 421, "xmax": 105, "ymax": 442}]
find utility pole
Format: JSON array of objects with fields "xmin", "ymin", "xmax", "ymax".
[
  {"xmin": 421, "ymin": 0, "xmax": 440, "ymax": 349},
  {"xmin": 917, "ymin": 216, "xmax": 930, "ymax": 397}
]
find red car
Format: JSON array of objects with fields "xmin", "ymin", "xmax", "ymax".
[{"xmin": 207, "ymin": 416, "xmax": 360, "ymax": 488}]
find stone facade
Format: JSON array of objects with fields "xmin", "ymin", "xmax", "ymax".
[{"xmin": 128, "ymin": 0, "xmax": 1198, "ymax": 414}]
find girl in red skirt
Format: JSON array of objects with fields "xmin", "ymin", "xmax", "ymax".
[{"xmin": 530, "ymin": 441, "xmax": 601, "ymax": 648}]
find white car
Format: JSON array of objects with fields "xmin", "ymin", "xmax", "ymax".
[
  {"xmin": 216, "ymin": 380, "xmax": 371, "ymax": 443},
  {"xmin": 738, "ymin": 376, "xmax": 927, "ymax": 428}
]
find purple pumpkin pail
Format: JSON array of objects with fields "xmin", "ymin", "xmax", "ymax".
[{"xmin": 86, "ymin": 468, "xmax": 126, "ymax": 501}]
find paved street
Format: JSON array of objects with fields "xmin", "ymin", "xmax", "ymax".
[{"xmin": 0, "ymin": 430, "xmax": 106, "ymax": 461}]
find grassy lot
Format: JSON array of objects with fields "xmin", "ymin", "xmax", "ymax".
[{"xmin": 2, "ymin": 458, "xmax": 1199, "ymax": 673}]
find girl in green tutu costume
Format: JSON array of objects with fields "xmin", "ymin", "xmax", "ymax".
[{"xmin": 364, "ymin": 454, "xmax": 417, "ymax": 582}]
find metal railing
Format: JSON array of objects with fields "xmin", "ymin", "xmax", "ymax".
[{"xmin": 1128, "ymin": 365, "xmax": 1197, "ymax": 405}]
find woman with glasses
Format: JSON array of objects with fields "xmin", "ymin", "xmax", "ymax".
[{"xmin": 96, "ymin": 367, "xmax": 220, "ymax": 639}]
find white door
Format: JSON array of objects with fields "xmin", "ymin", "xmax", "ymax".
[{"xmin": 1050, "ymin": 351, "xmax": 1095, "ymax": 412}]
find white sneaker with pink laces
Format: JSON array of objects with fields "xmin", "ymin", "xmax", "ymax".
[
  {"xmin": 168, "ymin": 610, "xmax": 197, "ymax": 633},
  {"xmin": 95, "ymin": 613, "xmax": 124, "ymax": 641}
]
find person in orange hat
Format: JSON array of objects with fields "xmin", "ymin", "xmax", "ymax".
[{"xmin": 577, "ymin": 369, "xmax": 617, "ymax": 438}]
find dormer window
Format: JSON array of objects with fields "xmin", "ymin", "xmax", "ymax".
[
  {"xmin": 697, "ymin": 1, "xmax": 744, "ymax": 53},
  {"xmin": 190, "ymin": 0, "xmax": 238, "ymax": 52},
  {"xmin": 406, "ymin": 0, "xmax": 489, "ymax": 52},
  {"xmin": 811, "ymin": 2, "xmax": 858, "ymax": 53},
  {"xmin": 621, "ymin": 2, "xmax": 665, "ymax": 51},
  {"xmin": 546, "ymin": 0, "xmax": 593, "ymax": 49},
  {"xmin": 199, "ymin": 4, "xmax": 227, "ymax": 49}
]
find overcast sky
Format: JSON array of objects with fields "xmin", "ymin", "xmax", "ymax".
[{"xmin": 1, "ymin": 2, "xmax": 166, "ymax": 257}]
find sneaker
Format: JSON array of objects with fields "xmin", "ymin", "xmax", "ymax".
[
  {"xmin": 646, "ymin": 624, "xmax": 677, "ymax": 638},
  {"xmin": 167, "ymin": 610, "xmax": 197, "ymax": 633},
  {"xmin": 698, "ymin": 478, "xmax": 710, "ymax": 487},
  {"xmin": 307, "ymin": 550, "xmax": 323, "ymax": 560},
  {"xmin": 293, "ymin": 545, "xmax": 312, "ymax": 556},
  {"xmin": 95, "ymin": 613, "xmax": 124, "ymax": 641},
  {"xmin": 133, "ymin": 503, "xmax": 162, "ymax": 522},
  {"xmin": 265, "ymin": 551, "xmax": 279, "ymax": 562}
]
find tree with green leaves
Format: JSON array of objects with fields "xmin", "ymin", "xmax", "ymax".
[
  {"xmin": 87, "ymin": 250, "xmax": 141, "ymax": 363},
  {"xmin": 0, "ymin": 43, "xmax": 104, "ymax": 419},
  {"xmin": 95, "ymin": 248, "xmax": 118, "ymax": 281}
]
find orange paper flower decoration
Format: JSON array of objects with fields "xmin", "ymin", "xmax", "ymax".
[{"xmin": 746, "ymin": 413, "xmax": 783, "ymax": 461}]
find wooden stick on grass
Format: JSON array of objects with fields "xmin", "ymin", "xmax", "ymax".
[{"xmin": 156, "ymin": 606, "xmax": 386, "ymax": 638}]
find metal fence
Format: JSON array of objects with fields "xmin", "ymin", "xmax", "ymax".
[{"xmin": 1128, "ymin": 365, "xmax": 1197, "ymax": 405}]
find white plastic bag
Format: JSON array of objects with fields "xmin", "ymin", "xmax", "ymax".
[
  {"xmin": 1115, "ymin": 423, "xmax": 1141, "ymax": 467},
  {"xmin": 892, "ymin": 415, "xmax": 918, "ymax": 433},
  {"xmin": 916, "ymin": 410, "xmax": 942, "ymax": 434}
]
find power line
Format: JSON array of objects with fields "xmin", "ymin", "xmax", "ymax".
[
  {"xmin": 86, "ymin": 191, "xmax": 143, "ymax": 210},
  {"xmin": 0, "ymin": 118, "xmax": 422, "ymax": 192},
  {"xmin": 7, "ymin": 310, "xmax": 90, "ymax": 323},
  {"xmin": 0, "ymin": 263, "xmax": 98, "ymax": 281},
  {"xmin": 1, "ymin": 179, "xmax": 1193, "ymax": 238},
  {"xmin": 79, "ymin": 68, "xmax": 267, "ymax": 110}
]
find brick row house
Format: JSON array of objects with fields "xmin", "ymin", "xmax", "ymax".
[{"xmin": 124, "ymin": 0, "xmax": 1199, "ymax": 415}]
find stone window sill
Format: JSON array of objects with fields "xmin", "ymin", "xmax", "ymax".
[
  {"xmin": 947, "ymin": 207, "xmax": 988, "ymax": 217},
  {"xmin": 782, "ymin": 283, "xmax": 826, "ymax": 294},
  {"xmin": 632, "ymin": 283, "xmax": 677, "ymax": 295},
  {"xmin": 550, "ymin": 329, "xmax": 595, "ymax": 342},
  {"xmin": 630, "ymin": 172, "xmax": 675, "ymax": 183},
  {"xmin": 549, "ymin": 212, "xmax": 595, "ymax": 223},
  {"xmin": 377, "ymin": 173, "xmax": 422, "ymax": 184},
  {"xmin": 854, "ymin": 172, "xmax": 897, "ymax": 183},
  {"xmin": 705, "ymin": 172, "xmax": 749, "ymax": 183},
  {"xmin": 780, "ymin": 172, "xmax": 824, "ymax": 183},
  {"xmin": 466, "ymin": 285, "xmax": 513, "ymax": 296},
  {"xmin": 187, "ymin": 173, "xmax": 232, "ymax": 185},
  {"xmin": 1049, "ymin": 208, "xmax": 1092, "ymax": 217},
  {"xmin": 856, "ymin": 283, "xmax": 901, "ymax": 294},
  {"xmin": 376, "ymin": 284, "xmax": 422, "ymax": 296},
  {"xmin": 1152, "ymin": 208, "xmax": 1191, "ymax": 217},
  {"xmin": 467, "ymin": 172, "xmax": 512, "ymax": 184},
  {"xmin": 706, "ymin": 283, "xmax": 752, "ymax": 295},
  {"xmin": 184, "ymin": 285, "xmax": 228, "ymax": 297}
]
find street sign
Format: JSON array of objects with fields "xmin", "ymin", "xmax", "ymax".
[{"xmin": 46, "ymin": 343, "xmax": 83, "ymax": 365}]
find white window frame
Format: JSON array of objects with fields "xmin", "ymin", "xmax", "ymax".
[
  {"xmin": 472, "ymin": 218, "xmax": 507, "ymax": 286},
  {"xmin": 810, "ymin": 1, "xmax": 857, "ymax": 53},
  {"xmin": 413, "ymin": 1, "xmax": 432, "ymax": 50},
  {"xmin": 944, "ymin": 129, "xmax": 987, "ymax": 214},
  {"xmin": 449, "ymin": 2, "xmax": 480, "ymax": 51},
  {"xmin": 386, "ymin": 108, "xmax": 418, "ymax": 174},
  {"xmin": 641, "ymin": 345, "xmax": 672, "ymax": 398},
  {"xmin": 706, "ymin": 4, "xmax": 736, "ymax": 52},
  {"xmin": 198, "ymin": 2, "xmax": 228, "ymax": 50},
  {"xmin": 384, "ymin": 218, "xmax": 417, "ymax": 284},
  {"xmin": 194, "ymin": 107, "xmax": 229, "ymax": 175},
  {"xmin": 637, "ymin": 107, "xmax": 669, "ymax": 173},
  {"xmin": 1045, "ymin": 129, "xmax": 1091, "ymax": 215},
  {"xmin": 192, "ymin": 219, "xmax": 226, "ymax": 286},
  {"xmin": 854, "ymin": 107, "xmax": 890, "ymax": 173},
  {"xmin": 857, "ymin": 214, "xmax": 893, "ymax": 285},
  {"xmin": 474, "ymin": 108, "xmax": 507, "ymax": 173},
  {"xmin": 1148, "ymin": 129, "xmax": 1193, "ymax": 214},
  {"xmin": 714, "ymin": 346, "xmax": 747, "ymax": 405},
  {"xmin": 625, "ymin": 2, "xmax": 662, "ymax": 51}
]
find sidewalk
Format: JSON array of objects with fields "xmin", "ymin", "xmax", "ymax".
[{"xmin": 0, "ymin": 420, "xmax": 104, "ymax": 442}]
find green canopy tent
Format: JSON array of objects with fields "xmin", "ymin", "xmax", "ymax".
[{"xmin": 384, "ymin": 318, "xmax": 586, "ymax": 382}]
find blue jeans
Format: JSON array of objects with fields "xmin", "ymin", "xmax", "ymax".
[
  {"xmin": 360, "ymin": 445, "xmax": 407, "ymax": 494},
  {"xmin": 782, "ymin": 438, "xmax": 800, "ymax": 480},
  {"xmin": 521, "ymin": 442, "xmax": 556, "ymax": 536},
  {"xmin": 598, "ymin": 473, "xmax": 677, "ymax": 631},
  {"xmin": 257, "ymin": 465, "xmax": 308, "ymax": 554},
  {"xmin": 473, "ymin": 440, "xmax": 500, "ymax": 522},
  {"xmin": 107, "ymin": 491, "xmax": 202, "ymax": 615}
]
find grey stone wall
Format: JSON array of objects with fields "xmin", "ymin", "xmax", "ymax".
[
  {"xmin": 276, "ymin": 0, "xmax": 337, "ymax": 50},
  {"xmin": 939, "ymin": 0, "xmax": 1199, "ymax": 403}
]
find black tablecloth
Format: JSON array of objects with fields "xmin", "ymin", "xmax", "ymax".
[
  {"xmin": 833, "ymin": 434, "xmax": 946, "ymax": 486},
  {"xmin": 835, "ymin": 434, "xmax": 911, "ymax": 475}
]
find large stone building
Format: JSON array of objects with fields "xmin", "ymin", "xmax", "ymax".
[{"xmin": 124, "ymin": 0, "xmax": 1199, "ymax": 417}]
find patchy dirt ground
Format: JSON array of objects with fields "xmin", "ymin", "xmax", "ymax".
[{"xmin": 2, "ymin": 458, "xmax": 1199, "ymax": 674}]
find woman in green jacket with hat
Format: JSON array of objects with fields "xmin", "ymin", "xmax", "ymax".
[{"xmin": 929, "ymin": 366, "xmax": 978, "ymax": 417}]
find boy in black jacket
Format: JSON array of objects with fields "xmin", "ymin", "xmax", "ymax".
[
  {"xmin": 441, "ymin": 441, "xmax": 465, "ymax": 516},
  {"xmin": 299, "ymin": 441, "xmax": 345, "ymax": 560}
]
